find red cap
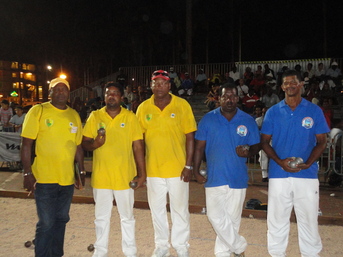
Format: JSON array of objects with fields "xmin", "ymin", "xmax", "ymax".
[{"xmin": 151, "ymin": 70, "xmax": 170, "ymax": 81}]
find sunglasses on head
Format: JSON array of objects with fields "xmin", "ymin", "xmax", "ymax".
[{"xmin": 152, "ymin": 71, "xmax": 169, "ymax": 77}]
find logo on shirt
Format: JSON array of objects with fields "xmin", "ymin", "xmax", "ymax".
[
  {"xmin": 45, "ymin": 119, "xmax": 54, "ymax": 127},
  {"xmin": 171, "ymin": 113, "xmax": 175, "ymax": 118},
  {"xmin": 237, "ymin": 125, "xmax": 248, "ymax": 137},
  {"xmin": 120, "ymin": 123, "xmax": 125, "ymax": 128},
  {"xmin": 146, "ymin": 114, "xmax": 152, "ymax": 121},
  {"xmin": 302, "ymin": 117, "xmax": 314, "ymax": 129}
]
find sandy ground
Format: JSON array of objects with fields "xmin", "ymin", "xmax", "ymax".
[{"xmin": 1, "ymin": 197, "xmax": 343, "ymax": 257}]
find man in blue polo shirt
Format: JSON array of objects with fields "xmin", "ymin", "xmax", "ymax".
[
  {"xmin": 193, "ymin": 83, "xmax": 260, "ymax": 257},
  {"xmin": 261, "ymin": 69, "xmax": 329, "ymax": 257}
]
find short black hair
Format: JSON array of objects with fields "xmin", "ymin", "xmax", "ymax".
[
  {"xmin": 219, "ymin": 82, "xmax": 237, "ymax": 96},
  {"xmin": 282, "ymin": 69, "xmax": 302, "ymax": 81},
  {"xmin": 105, "ymin": 82, "xmax": 124, "ymax": 96},
  {"xmin": 1, "ymin": 99, "xmax": 9, "ymax": 105}
]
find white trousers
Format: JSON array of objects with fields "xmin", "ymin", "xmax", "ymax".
[
  {"xmin": 206, "ymin": 185, "xmax": 247, "ymax": 256},
  {"xmin": 147, "ymin": 177, "xmax": 190, "ymax": 252},
  {"xmin": 92, "ymin": 188, "xmax": 136, "ymax": 257},
  {"xmin": 267, "ymin": 178, "xmax": 322, "ymax": 257}
]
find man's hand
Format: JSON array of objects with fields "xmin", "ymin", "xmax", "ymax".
[
  {"xmin": 23, "ymin": 173, "xmax": 36, "ymax": 195},
  {"xmin": 93, "ymin": 133, "xmax": 106, "ymax": 149},
  {"xmin": 74, "ymin": 173, "xmax": 86, "ymax": 189},
  {"xmin": 180, "ymin": 168, "xmax": 192, "ymax": 182},
  {"xmin": 280, "ymin": 158, "xmax": 302, "ymax": 173},
  {"xmin": 236, "ymin": 145, "xmax": 250, "ymax": 157},
  {"xmin": 194, "ymin": 172, "xmax": 207, "ymax": 184},
  {"xmin": 134, "ymin": 175, "xmax": 147, "ymax": 189}
]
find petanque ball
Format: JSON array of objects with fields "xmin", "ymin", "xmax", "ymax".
[
  {"xmin": 87, "ymin": 244, "xmax": 95, "ymax": 252},
  {"xmin": 24, "ymin": 241, "xmax": 32, "ymax": 248}
]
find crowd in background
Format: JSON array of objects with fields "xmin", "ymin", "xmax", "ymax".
[
  {"xmin": 203, "ymin": 61, "xmax": 342, "ymax": 129},
  {"xmin": 1, "ymin": 61, "xmax": 342, "ymax": 131}
]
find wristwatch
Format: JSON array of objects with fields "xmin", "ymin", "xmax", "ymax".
[
  {"xmin": 184, "ymin": 165, "xmax": 193, "ymax": 170},
  {"xmin": 80, "ymin": 171, "xmax": 87, "ymax": 175}
]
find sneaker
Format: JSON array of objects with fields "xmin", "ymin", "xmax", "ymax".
[
  {"xmin": 151, "ymin": 248, "xmax": 170, "ymax": 257},
  {"xmin": 231, "ymin": 252, "xmax": 245, "ymax": 257},
  {"xmin": 262, "ymin": 177, "xmax": 269, "ymax": 182},
  {"xmin": 177, "ymin": 250, "xmax": 189, "ymax": 257}
]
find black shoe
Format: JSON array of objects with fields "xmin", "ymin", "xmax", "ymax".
[{"xmin": 262, "ymin": 177, "xmax": 269, "ymax": 182}]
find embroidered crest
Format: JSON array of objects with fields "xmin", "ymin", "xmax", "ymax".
[
  {"xmin": 237, "ymin": 125, "xmax": 248, "ymax": 137},
  {"xmin": 146, "ymin": 114, "xmax": 152, "ymax": 121},
  {"xmin": 45, "ymin": 119, "xmax": 54, "ymax": 127},
  {"xmin": 302, "ymin": 117, "xmax": 314, "ymax": 129},
  {"xmin": 171, "ymin": 113, "xmax": 175, "ymax": 118},
  {"xmin": 120, "ymin": 123, "xmax": 125, "ymax": 128}
]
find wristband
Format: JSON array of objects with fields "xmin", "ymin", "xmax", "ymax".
[
  {"xmin": 23, "ymin": 172, "xmax": 33, "ymax": 177},
  {"xmin": 184, "ymin": 165, "xmax": 193, "ymax": 170}
]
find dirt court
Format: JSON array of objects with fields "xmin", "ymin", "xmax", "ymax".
[{"xmin": 1, "ymin": 197, "xmax": 343, "ymax": 257}]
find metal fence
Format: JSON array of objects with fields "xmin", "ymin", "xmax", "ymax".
[{"xmin": 247, "ymin": 130, "xmax": 343, "ymax": 184}]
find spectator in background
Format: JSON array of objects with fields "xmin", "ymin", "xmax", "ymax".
[
  {"xmin": 250, "ymin": 73, "xmax": 265, "ymax": 96},
  {"xmin": 261, "ymin": 86, "xmax": 280, "ymax": 108},
  {"xmin": 243, "ymin": 67, "xmax": 254, "ymax": 85},
  {"xmin": 0, "ymin": 99, "xmax": 13, "ymax": 132},
  {"xmin": 315, "ymin": 63, "xmax": 326, "ymax": 80},
  {"xmin": 254, "ymin": 65, "xmax": 263, "ymax": 78},
  {"xmin": 242, "ymin": 88, "xmax": 259, "ymax": 114},
  {"xmin": 264, "ymin": 64, "xmax": 276, "ymax": 79},
  {"xmin": 326, "ymin": 61, "xmax": 342, "ymax": 88},
  {"xmin": 116, "ymin": 68, "xmax": 128, "ymax": 87},
  {"xmin": 124, "ymin": 85, "xmax": 136, "ymax": 111},
  {"xmin": 306, "ymin": 63, "xmax": 316, "ymax": 79},
  {"xmin": 194, "ymin": 68, "xmax": 207, "ymax": 94},
  {"xmin": 236, "ymin": 78, "xmax": 249, "ymax": 100},
  {"xmin": 9, "ymin": 106, "xmax": 26, "ymax": 133},
  {"xmin": 223, "ymin": 72, "xmax": 235, "ymax": 84},
  {"xmin": 304, "ymin": 81, "xmax": 320, "ymax": 104},
  {"xmin": 93, "ymin": 81, "xmax": 105, "ymax": 101},
  {"xmin": 178, "ymin": 72, "xmax": 194, "ymax": 96},
  {"xmin": 265, "ymin": 73, "xmax": 277, "ymax": 91},
  {"xmin": 255, "ymin": 106, "xmax": 269, "ymax": 182},
  {"xmin": 319, "ymin": 81, "xmax": 334, "ymax": 100},
  {"xmin": 169, "ymin": 67, "xmax": 180, "ymax": 94},
  {"xmin": 229, "ymin": 65, "xmax": 240, "ymax": 84},
  {"xmin": 320, "ymin": 97, "xmax": 334, "ymax": 129},
  {"xmin": 205, "ymin": 84, "xmax": 220, "ymax": 111},
  {"xmin": 294, "ymin": 64, "xmax": 303, "ymax": 79},
  {"xmin": 209, "ymin": 69, "xmax": 222, "ymax": 89}
]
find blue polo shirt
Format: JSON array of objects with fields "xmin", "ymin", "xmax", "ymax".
[
  {"xmin": 196, "ymin": 107, "xmax": 260, "ymax": 188},
  {"xmin": 261, "ymin": 98, "xmax": 330, "ymax": 179}
]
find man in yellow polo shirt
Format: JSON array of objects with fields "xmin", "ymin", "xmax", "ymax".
[
  {"xmin": 136, "ymin": 70, "xmax": 197, "ymax": 257},
  {"xmin": 21, "ymin": 77, "xmax": 84, "ymax": 257},
  {"xmin": 82, "ymin": 82, "xmax": 146, "ymax": 257}
]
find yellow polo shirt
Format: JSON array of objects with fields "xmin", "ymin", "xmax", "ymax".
[
  {"xmin": 136, "ymin": 94, "xmax": 197, "ymax": 178},
  {"xmin": 21, "ymin": 102, "xmax": 82, "ymax": 185},
  {"xmin": 83, "ymin": 107, "xmax": 143, "ymax": 190}
]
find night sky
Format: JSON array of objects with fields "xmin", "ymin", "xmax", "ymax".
[{"xmin": 1, "ymin": 0, "xmax": 342, "ymax": 84}]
